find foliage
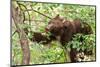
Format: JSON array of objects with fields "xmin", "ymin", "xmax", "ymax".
[
  {"xmin": 12, "ymin": 1, "xmax": 96, "ymax": 65},
  {"xmin": 67, "ymin": 34, "xmax": 95, "ymax": 51}
]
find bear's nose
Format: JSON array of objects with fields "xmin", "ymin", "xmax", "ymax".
[{"xmin": 45, "ymin": 24, "xmax": 53, "ymax": 31}]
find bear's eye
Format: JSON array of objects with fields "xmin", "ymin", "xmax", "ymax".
[{"xmin": 64, "ymin": 26, "xmax": 67, "ymax": 29}]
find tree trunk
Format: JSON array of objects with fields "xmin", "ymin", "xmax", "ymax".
[{"xmin": 12, "ymin": 1, "xmax": 30, "ymax": 65}]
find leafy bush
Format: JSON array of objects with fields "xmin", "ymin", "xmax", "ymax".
[{"xmin": 12, "ymin": 1, "xmax": 96, "ymax": 64}]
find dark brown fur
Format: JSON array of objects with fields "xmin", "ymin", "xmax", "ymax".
[
  {"xmin": 81, "ymin": 22, "xmax": 93, "ymax": 34},
  {"xmin": 27, "ymin": 15, "xmax": 93, "ymax": 62},
  {"xmin": 46, "ymin": 15, "xmax": 93, "ymax": 62},
  {"xmin": 46, "ymin": 15, "xmax": 93, "ymax": 45},
  {"xmin": 31, "ymin": 32, "xmax": 50, "ymax": 44}
]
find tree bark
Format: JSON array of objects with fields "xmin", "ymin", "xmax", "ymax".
[{"xmin": 12, "ymin": 2, "xmax": 30, "ymax": 65}]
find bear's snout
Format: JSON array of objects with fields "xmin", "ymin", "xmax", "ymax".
[{"xmin": 45, "ymin": 24, "xmax": 54, "ymax": 32}]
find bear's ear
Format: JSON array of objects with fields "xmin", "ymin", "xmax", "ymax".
[
  {"xmin": 60, "ymin": 17, "xmax": 64, "ymax": 21},
  {"xmin": 54, "ymin": 14, "xmax": 60, "ymax": 19}
]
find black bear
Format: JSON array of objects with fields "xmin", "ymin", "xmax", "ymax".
[
  {"xmin": 45, "ymin": 15, "xmax": 93, "ymax": 45},
  {"xmin": 45, "ymin": 15, "xmax": 93, "ymax": 62}
]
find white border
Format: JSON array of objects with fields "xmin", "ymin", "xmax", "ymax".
[{"xmin": 0, "ymin": 0, "xmax": 100, "ymax": 67}]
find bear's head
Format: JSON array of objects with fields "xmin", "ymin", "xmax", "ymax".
[{"xmin": 45, "ymin": 15, "xmax": 64, "ymax": 36}]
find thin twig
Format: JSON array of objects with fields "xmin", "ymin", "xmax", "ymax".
[
  {"xmin": 17, "ymin": 2, "xmax": 31, "ymax": 25},
  {"xmin": 30, "ymin": 6, "xmax": 52, "ymax": 19}
]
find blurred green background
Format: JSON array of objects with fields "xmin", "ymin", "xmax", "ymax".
[{"xmin": 12, "ymin": 1, "xmax": 96, "ymax": 65}]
